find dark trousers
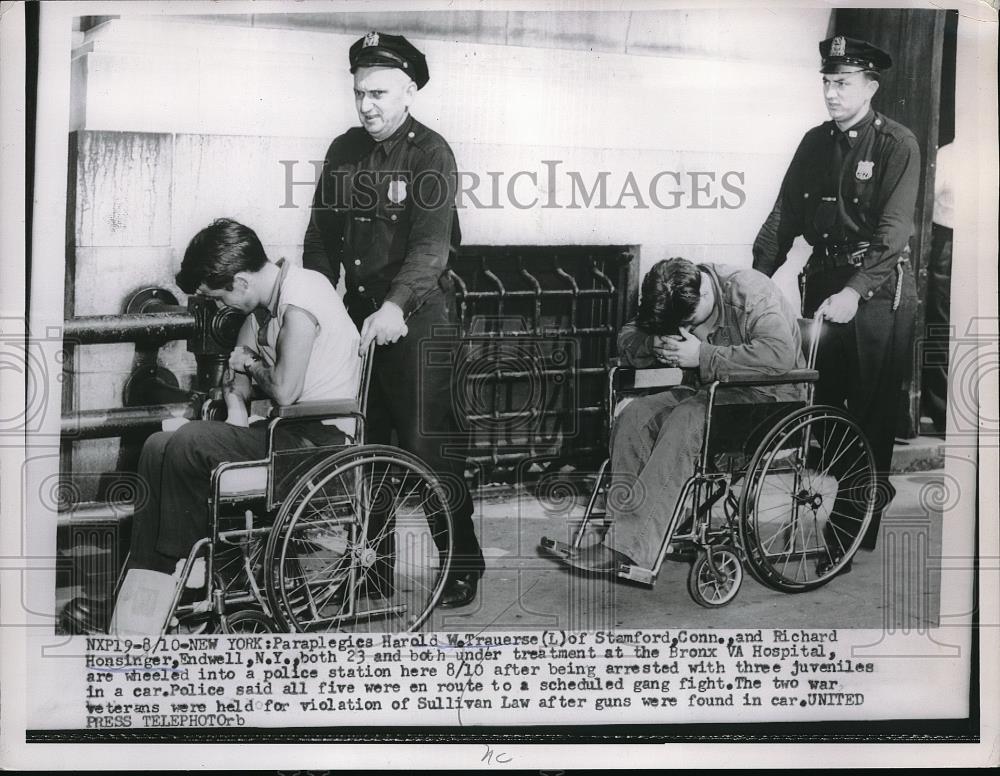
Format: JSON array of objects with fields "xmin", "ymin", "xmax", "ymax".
[
  {"xmin": 127, "ymin": 420, "xmax": 344, "ymax": 574},
  {"xmin": 804, "ymin": 263, "xmax": 917, "ymax": 550},
  {"xmin": 348, "ymin": 292, "xmax": 483, "ymax": 577},
  {"xmin": 920, "ymin": 223, "xmax": 953, "ymax": 432}
]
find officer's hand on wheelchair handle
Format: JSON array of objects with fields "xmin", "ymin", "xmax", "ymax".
[
  {"xmin": 655, "ymin": 328, "xmax": 701, "ymax": 368},
  {"xmin": 815, "ymin": 287, "xmax": 860, "ymax": 324},
  {"xmin": 359, "ymin": 301, "xmax": 408, "ymax": 354}
]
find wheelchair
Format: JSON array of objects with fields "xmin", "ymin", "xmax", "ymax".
[
  {"xmin": 138, "ymin": 344, "xmax": 456, "ymax": 635},
  {"xmin": 540, "ymin": 316, "xmax": 877, "ymax": 608}
]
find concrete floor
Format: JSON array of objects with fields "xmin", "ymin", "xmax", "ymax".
[
  {"xmin": 57, "ymin": 468, "xmax": 946, "ymax": 635},
  {"xmin": 424, "ymin": 469, "xmax": 945, "ymax": 634}
]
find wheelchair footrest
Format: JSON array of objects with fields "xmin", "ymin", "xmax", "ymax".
[
  {"xmin": 539, "ymin": 536, "xmax": 574, "ymax": 559},
  {"xmin": 617, "ymin": 565, "xmax": 655, "ymax": 585}
]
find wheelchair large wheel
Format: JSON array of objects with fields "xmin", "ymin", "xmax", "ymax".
[
  {"xmin": 264, "ymin": 445, "xmax": 453, "ymax": 633},
  {"xmin": 739, "ymin": 406, "xmax": 876, "ymax": 592},
  {"xmin": 221, "ymin": 608, "xmax": 275, "ymax": 634}
]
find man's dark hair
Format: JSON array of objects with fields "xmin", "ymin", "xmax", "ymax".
[
  {"xmin": 635, "ymin": 257, "xmax": 701, "ymax": 336},
  {"xmin": 175, "ymin": 218, "xmax": 268, "ymax": 293}
]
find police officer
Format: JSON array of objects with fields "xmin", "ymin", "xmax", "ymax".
[
  {"xmin": 303, "ymin": 32, "xmax": 484, "ymax": 607},
  {"xmin": 753, "ymin": 35, "xmax": 919, "ymax": 567}
]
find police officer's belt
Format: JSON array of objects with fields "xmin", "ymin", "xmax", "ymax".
[{"xmin": 807, "ymin": 242, "xmax": 870, "ymax": 275}]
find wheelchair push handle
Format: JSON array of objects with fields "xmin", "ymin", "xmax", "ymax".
[{"xmin": 805, "ymin": 312, "xmax": 824, "ymax": 371}]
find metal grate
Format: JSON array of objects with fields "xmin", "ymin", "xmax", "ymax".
[{"xmin": 447, "ymin": 246, "xmax": 636, "ymax": 483}]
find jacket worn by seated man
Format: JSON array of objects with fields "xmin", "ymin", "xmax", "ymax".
[{"xmin": 607, "ymin": 263, "xmax": 805, "ymax": 569}]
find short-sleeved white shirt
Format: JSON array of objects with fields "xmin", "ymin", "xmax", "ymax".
[{"xmin": 248, "ymin": 262, "xmax": 361, "ymax": 432}]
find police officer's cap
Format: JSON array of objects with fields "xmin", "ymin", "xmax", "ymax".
[
  {"xmin": 819, "ymin": 35, "xmax": 892, "ymax": 73},
  {"xmin": 350, "ymin": 31, "xmax": 429, "ymax": 89}
]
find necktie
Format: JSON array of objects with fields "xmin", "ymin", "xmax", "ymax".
[
  {"xmin": 829, "ymin": 131, "xmax": 849, "ymax": 197},
  {"xmin": 820, "ymin": 132, "xmax": 850, "ymax": 242}
]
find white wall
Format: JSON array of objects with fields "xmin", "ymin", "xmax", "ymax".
[
  {"xmin": 71, "ymin": 13, "xmax": 830, "ymax": 264},
  {"xmin": 66, "ymin": 10, "xmax": 831, "ymax": 492}
]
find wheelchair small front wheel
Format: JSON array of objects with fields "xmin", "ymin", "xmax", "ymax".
[{"xmin": 687, "ymin": 546, "xmax": 743, "ymax": 608}]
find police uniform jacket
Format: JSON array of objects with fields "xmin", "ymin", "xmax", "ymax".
[
  {"xmin": 303, "ymin": 114, "xmax": 460, "ymax": 318},
  {"xmin": 618, "ymin": 263, "xmax": 807, "ymax": 402},
  {"xmin": 752, "ymin": 109, "xmax": 920, "ymax": 303}
]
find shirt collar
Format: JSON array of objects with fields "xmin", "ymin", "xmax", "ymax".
[
  {"xmin": 692, "ymin": 266, "xmax": 723, "ymax": 340},
  {"xmin": 376, "ymin": 113, "xmax": 414, "ymax": 157},
  {"xmin": 835, "ymin": 109, "xmax": 876, "ymax": 148},
  {"xmin": 261, "ymin": 258, "xmax": 289, "ymax": 320}
]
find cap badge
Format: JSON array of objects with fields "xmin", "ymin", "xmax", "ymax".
[
  {"xmin": 387, "ymin": 179, "xmax": 408, "ymax": 204},
  {"xmin": 363, "ymin": 31, "xmax": 380, "ymax": 48},
  {"xmin": 855, "ymin": 160, "xmax": 874, "ymax": 181},
  {"xmin": 831, "ymin": 36, "xmax": 846, "ymax": 57}
]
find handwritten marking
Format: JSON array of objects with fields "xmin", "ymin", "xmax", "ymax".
[{"xmin": 481, "ymin": 744, "xmax": 513, "ymax": 765}]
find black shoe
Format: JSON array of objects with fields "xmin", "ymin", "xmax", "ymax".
[
  {"xmin": 60, "ymin": 596, "xmax": 109, "ymax": 635},
  {"xmin": 438, "ymin": 570, "xmax": 481, "ymax": 609},
  {"xmin": 565, "ymin": 543, "xmax": 636, "ymax": 574}
]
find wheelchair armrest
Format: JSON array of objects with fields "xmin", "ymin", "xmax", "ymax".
[
  {"xmin": 612, "ymin": 365, "xmax": 685, "ymax": 391},
  {"xmin": 717, "ymin": 369, "xmax": 819, "ymax": 387},
  {"xmin": 270, "ymin": 399, "xmax": 362, "ymax": 419}
]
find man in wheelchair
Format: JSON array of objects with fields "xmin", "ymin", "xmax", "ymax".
[
  {"xmin": 79, "ymin": 219, "xmax": 363, "ymax": 634},
  {"xmin": 567, "ymin": 257, "xmax": 806, "ymax": 575}
]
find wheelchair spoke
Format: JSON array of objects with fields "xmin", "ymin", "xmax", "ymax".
[
  {"xmin": 816, "ymin": 432, "xmax": 865, "ymax": 486},
  {"xmin": 817, "ymin": 421, "xmax": 851, "ymax": 470},
  {"xmin": 265, "ymin": 447, "xmax": 452, "ymax": 633},
  {"xmin": 740, "ymin": 408, "xmax": 876, "ymax": 590}
]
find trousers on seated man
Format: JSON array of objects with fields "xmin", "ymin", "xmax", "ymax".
[
  {"xmin": 95, "ymin": 218, "xmax": 361, "ymax": 634},
  {"xmin": 568, "ymin": 258, "xmax": 805, "ymax": 574}
]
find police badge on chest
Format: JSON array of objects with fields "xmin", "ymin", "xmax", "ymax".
[
  {"xmin": 855, "ymin": 161, "xmax": 874, "ymax": 181},
  {"xmin": 387, "ymin": 178, "xmax": 408, "ymax": 204}
]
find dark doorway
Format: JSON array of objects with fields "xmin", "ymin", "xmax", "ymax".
[
  {"xmin": 830, "ymin": 7, "xmax": 951, "ymax": 438},
  {"xmin": 919, "ymin": 11, "xmax": 958, "ymax": 436}
]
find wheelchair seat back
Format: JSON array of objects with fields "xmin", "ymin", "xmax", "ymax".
[
  {"xmin": 265, "ymin": 342, "xmax": 376, "ymax": 510},
  {"xmin": 704, "ymin": 318, "xmax": 820, "ymax": 468},
  {"xmin": 704, "ymin": 400, "xmax": 805, "ymax": 470},
  {"xmin": 703, "ymin": 317, "xmax": 821, "ymax": 468}
]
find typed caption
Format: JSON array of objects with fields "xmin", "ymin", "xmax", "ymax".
[{"xmin": 81, "ymin": 628, "xmax": 880, "ymax": 728}]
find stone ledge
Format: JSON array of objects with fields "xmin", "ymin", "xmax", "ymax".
[{"xmin": 892, "ymin": 436, "xmax": 947, "ymax": 473}]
